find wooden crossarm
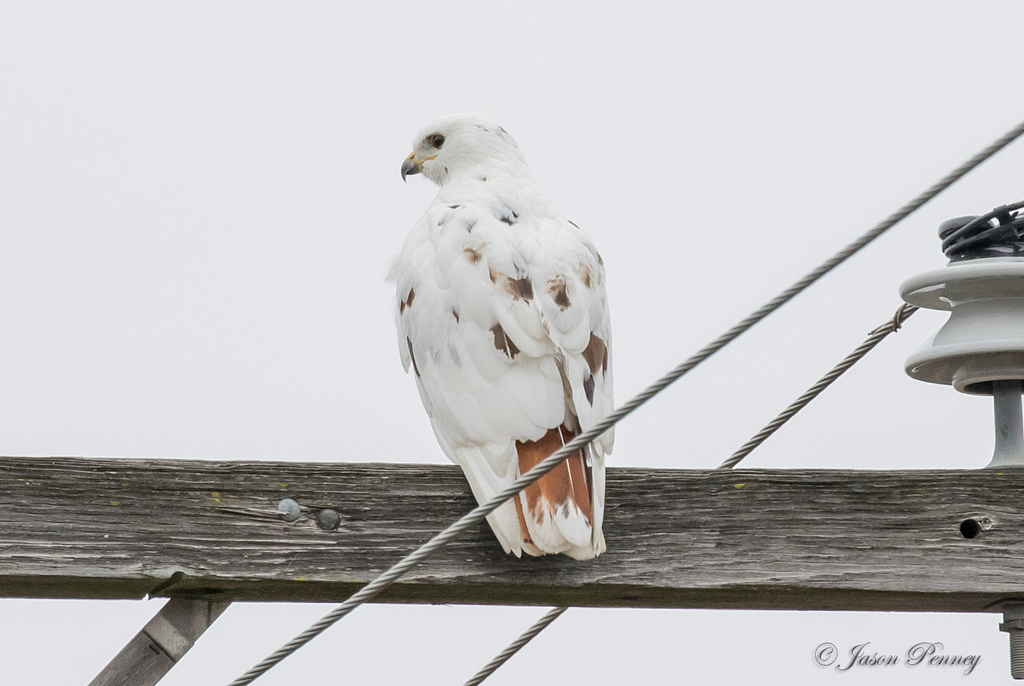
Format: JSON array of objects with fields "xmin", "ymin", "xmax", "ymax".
[{"xmin": 1, "ymin": 456, "xmax": 1021, "ymax": 612}]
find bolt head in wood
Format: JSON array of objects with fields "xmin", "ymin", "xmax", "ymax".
[
  {"xmin": 277, "ymin": 498, "xmax": 301, "ymax": 522},
  {"xmin": 317, "ymin": 509, "xmax": 341, "ymax": 530}
]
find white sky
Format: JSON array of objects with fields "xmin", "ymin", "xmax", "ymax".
[{"xmin": 2, "ymin": 1, "xmax": 1023, "ymax": 683}]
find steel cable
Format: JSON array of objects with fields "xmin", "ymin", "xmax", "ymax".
[
  {"xmin": 462, "ymin": 607, "xmax": 569, "ymax": 686},
  {"xmin": 229, "ymin": 118, "xmax": 1024, "ymax": 686},
  {"xmin": 719, "ymin": 303, "xmax": 919, "ymax": 469},
  {"xmin": 458, "ymin": 302, "xmax": 920, "ymax": 685}
]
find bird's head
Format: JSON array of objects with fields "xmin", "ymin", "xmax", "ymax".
[{"xmin": 401, "ymin": 113, "xmax": 528, "ymax": 186}]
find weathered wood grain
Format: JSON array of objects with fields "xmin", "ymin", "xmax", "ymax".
[{"xmin": 2, "ymin": 456, "xmax": 1023, "ymax": 612}]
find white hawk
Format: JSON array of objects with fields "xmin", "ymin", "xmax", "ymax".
[{"xmin": 389, "ymin": 113, "xmax": 613, "ymax": 560}]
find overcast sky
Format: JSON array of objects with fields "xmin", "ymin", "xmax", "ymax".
[{"xmin": 2, "ymin": 1, "xmax": 1024, "ymax": 684}]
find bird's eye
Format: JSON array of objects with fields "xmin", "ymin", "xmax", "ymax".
[{"xmin": 428, "ymin": 133, "xmax": 445, "ymax": 149}]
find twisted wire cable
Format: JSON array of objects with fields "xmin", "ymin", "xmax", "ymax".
[
  {"xmin": 719, "ymin": 303, "xmax": 918, "ymax": 470},
  {"xmin": 457, "ymin": 303, "xmax": 920, "ymax": 686},
  {"xmin": 461, "ymin": 607, "xmax": 569, "ymax": 686},
  {"xmin": 229, "ymin": 118, "xmax": 1024, "ymax": 686},
  {"xmin": 444, "ymin": 118, "xmax": 1024, "ymax": 686}
]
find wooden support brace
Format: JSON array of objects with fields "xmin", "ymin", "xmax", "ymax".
[
  {"xmin": 88, "ymin": 598, "xmax": 229, "ymax": 686},
  {"xmin": 3, "ymin": 456, "xmax": 1024, "ymax": 612}
]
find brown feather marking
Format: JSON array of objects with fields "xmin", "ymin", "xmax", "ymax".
[
  {"xmin": 497, "ymin": 207, "xmax": 518, "ymax": 225},
  {"xmin": 583, "ymin": 375, "xmax": 595, "ymax": 405},
  {"xmin": 504, "ymin": 277, "xmax": 534, "ymax": 301},
  {"xmin": 452, "ymin": 309, "xmax": 460, "ymax": 323},
  {"xmin": 490, "ymin": 323, "xmax": 520, "ymax": 359},
  {"xmin": 406, "ymin": 338, "xmax": 420, "ymax": 377},
  {"xmin": 547, "ymin": 277, "xmax": 570, "ymax": 309},
  {"xmin": 582, "ymin": 333, "xmax": 607, "ymax": 375},
  {"xmin": 580, "ymin": 265, "xmax": 592, "ymax": 289},
  {"xmin": 511, "ymin": 494, "xmax": 536, "ymax": 548},
  {"xmin": 488, "ymin": 265, "xmax": 500, "ymax": 284},
  {"xmin": 399, "ymin": 288, "xmax": 415, "ymax": 314},
  {"xmin": 463, "ymin": 247, "xmax": 483, "ymax": 264},
  {"xmin": 516, "ymin": 426, "xmax": 592, "ymax": 525}
]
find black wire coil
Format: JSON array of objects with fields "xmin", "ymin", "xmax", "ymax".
[{"xmin": 941, "ymin": 201, "xmax": 1024, "ymax": 261}]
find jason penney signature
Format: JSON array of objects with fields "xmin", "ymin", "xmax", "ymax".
[{"xmin": 815, "ymin": 642, "xmax": 980, "ymax": 675}]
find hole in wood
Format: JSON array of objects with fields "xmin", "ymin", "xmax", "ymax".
[{"xmin": 960, "ymin": 518, "xmax": 983, "ymax": 539}]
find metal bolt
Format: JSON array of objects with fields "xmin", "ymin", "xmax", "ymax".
[
  {"xmin": 316, "ymin": 509, "xmax": 341, "ymax": 531},
  {"xmin": 1000, "ymin": 603, "xmax": 1024, "ymax": 679},
  {"xmin": 277, "ymin": 498, "xmax": 301, "ymax": 522},
  {"xmin": 989, "ymin": 380, "xmax": 1024, "ymax": 468}
]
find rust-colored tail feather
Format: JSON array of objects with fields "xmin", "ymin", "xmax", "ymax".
[{"xmin": 514, "ymin": 425, "xmax": 595, "ymax": 555}]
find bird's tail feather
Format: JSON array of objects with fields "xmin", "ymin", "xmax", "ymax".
[
  {"xmin": 513, "ymin": 425, "xmax": 604, "ymax": 559},
  {"xmin": 448, "ymin": 426, "xmax": 604, "ymax": 559}
]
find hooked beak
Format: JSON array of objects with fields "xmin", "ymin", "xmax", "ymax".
[{"xmin": 401, "ymin": 152, "xmax": 422, "ymax": 182}]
